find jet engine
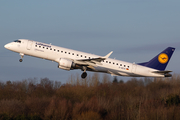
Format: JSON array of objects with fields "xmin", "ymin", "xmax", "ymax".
[{"xmin": 58, "ymin": 58, "xmax": 76, "ymax": 70}]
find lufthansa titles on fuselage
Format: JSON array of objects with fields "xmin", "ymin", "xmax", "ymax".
[{"xmin": 36, "ymin": 42, "xmax": 51, "ymax": 48}]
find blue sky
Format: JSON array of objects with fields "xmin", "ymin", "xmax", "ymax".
[{"xmin": 0, "ymin": 0, "xmax": 180, "ymax": 83}]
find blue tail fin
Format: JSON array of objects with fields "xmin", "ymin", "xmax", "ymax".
[{"xmin": 138, "ymin": 47, "xmax": 175, "ymax": 70}]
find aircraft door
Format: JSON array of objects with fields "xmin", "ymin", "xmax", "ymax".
[{"xmin": 27, "ymin": 40, "xmax": 33, "ymax": 50}]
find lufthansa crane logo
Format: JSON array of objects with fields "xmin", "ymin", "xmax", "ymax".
[{"xmin": 158, "ymin": 53, "xmax": 169, "ymax": 64}]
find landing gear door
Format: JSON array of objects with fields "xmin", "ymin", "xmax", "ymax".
[
  {"xmin": 131, "ymin": 63, "xmax": 137, "ymax": 74},
  {"xmin": 27, "ymin": 40, "xmax": 33, "ymax": 50}
]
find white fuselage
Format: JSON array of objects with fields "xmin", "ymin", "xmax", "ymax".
[{"xmin": 4, "ymin": 39, "xmax": 164, "ymax": 77}]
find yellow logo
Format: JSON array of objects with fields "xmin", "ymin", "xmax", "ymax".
[{"xmin": 158, "ymin": 53, "xmax": 168, "ymax": 64}]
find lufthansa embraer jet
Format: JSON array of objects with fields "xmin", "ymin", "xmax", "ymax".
[{"xmin": 4, "ymin": 39, "xmax": 175, "ymax": 78}]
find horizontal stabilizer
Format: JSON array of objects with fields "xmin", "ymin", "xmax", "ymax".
[
  {"xmin": 152, "ymin": 70, "xmax": 172, "ymax": 77},
  {"xmin": 152, "ymin": 70, "xmax": 172, "ymax": 74}
]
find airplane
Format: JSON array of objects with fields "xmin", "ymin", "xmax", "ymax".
[{"xmin": 4, "ymin": 39, "xmax": 175, "ymax": 78}]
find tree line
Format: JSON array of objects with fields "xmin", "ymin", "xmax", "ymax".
[{"xmin": 0, "ymin": 73, "xmax": 180, "ymax": 120}]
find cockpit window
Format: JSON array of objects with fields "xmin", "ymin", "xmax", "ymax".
[{"xmin": 14, "ymin": 40, "xmax": 21, "ymax": 43}]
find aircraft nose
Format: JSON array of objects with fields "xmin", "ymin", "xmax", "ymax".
[{"xmin": 4, "ymin": 43, "xmax": 10, "ymax": 49}]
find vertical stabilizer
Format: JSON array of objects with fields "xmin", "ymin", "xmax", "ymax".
[{"xmin": 138, "ymin": 47, "xmax": 175, "ymax": 70}]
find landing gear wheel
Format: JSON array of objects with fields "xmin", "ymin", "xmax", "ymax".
[
  {"xmin": 19, "ymin": 53, "xmax": 24, "ymax": 62},
  {"xmin": 81, "ymin": 72, "xmax": 87, "ymax": 79},
  {"xmin": 19, "ymin": 59, "xmax": 23, "ymax": 62}
]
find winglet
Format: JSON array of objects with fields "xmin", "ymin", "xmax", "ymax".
[{"xmin": 103, "ymin": 51, "xmax": 113, "ymax": 59}]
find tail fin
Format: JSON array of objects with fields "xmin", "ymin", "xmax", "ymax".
[{"xmin": 138, "ymin": 47, "xmax": 175, "ymax": 70}]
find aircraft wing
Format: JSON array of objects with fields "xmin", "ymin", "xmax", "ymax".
[{"xmin": 73, "ymin": 51, "xmax": 113, "ymax": 68}]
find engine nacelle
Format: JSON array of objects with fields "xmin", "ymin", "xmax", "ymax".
[{"xmin": 58, "ymin": 58, "xmax": 75, "ymax": 71}]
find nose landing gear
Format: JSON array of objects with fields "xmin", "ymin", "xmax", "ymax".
[
  {"xmin": 19, "ymin": 59, "xmax": 23, "ymax": 62},
  {"xmin": 19, "ymin": 53, "xmax": 24, "ymax": 62}
]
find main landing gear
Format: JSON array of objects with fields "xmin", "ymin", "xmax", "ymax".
[
  {"xmin": 81, "ymin": 72, "xmax": 87, "ymax": 79},
  {"xmin": 81, "ymin": 66, "xmax": 87, "ymax": 79},
  {"xmin": 19, "ymin": 53, "xmax": 24, "ymax": 62}
]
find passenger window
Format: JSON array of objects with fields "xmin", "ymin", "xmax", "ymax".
[
  {"xmin": 81, "ymin": 55, "xmax": 83, "ymax": 57},
  {"xmin": 35, "ymin": 45, "xmax": 37, "ymax": 47},
  {"xmin": 69, "ymin": 52, "xmax": 70, "ymax": 54},
  {"xmin": 61, "ymin": 51, "xmax": 63, "ymax": 53},
  {"xmin": 39, "ymin": 46, "xmax": 41, "ymax": 48},
  {"xmin": 65, "ymin": 52, "xmax": 67, "ymax": 53},
  {"xmin": 85, "ymin": 56, "xmax": 86, "ymax": 58},
  {"xmin": 43, "ymin": 47, "xmax": 45, "ymax": 49},
  {"xmin": 57, "ymin": 50, "xmax": 59, "ymax": 52},
  {"xmin": 50, "ymin": 48, "xmax": 52, "ymax": 50},
  {"xmin": 89, "ymin": 57, "xmax": 91, "ymax": 59},
  {"xmin": 54, "ymin": 49, "xmax": 56, "ymax": 51},
  {"xmin": 109, "ymin": 62, "xmax": 111, "ymax": 64},
  {"xmin": 113, "ymin": 62, "xmax": 115, "ymax": 64},
  {"xmin": 127, "ymin": 66, "xmax": 129, "ymax": 68},
  {"xmin": 120, "ymin": 64, "xmax": 122, "ymax": 66},
  {"xmin": 106, "ymin": 61, "xmax": 108, "ymax": 63},
  {"xmin": 77, "ymin": 54, "xmax": 79, "ymax": 56},
  {"xmin": 46, "ymin": 48, "xmax": 48, "ymax": 49},
  {"xmin": 116, "ymin": 63, "xmax": 118, "ymax": 65},
  {"xmin": 124, "ymin": 65, "xmax": 126, "ymax": 67},
  {"xmin": 72, "ymin": 53, "xmax": 74, "ymax": 55}
]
